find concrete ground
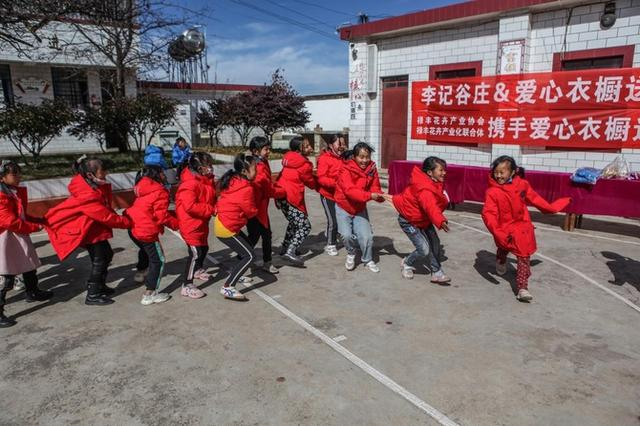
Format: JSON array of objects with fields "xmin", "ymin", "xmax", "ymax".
[{"xmin": 1, "ymin": 191, "xmax": 639, "ymax": 425}]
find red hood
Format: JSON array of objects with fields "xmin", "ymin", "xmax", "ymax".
[
  {"xmin": 68, "ymin": 174, "xmax": 108, "ymax": 201},
  {"xmin": 282, "ymin": 151, "xmax": 310, "ymax": 168},
  {"xmin": 135, "ymin": 177, "xmax": 166, "ymax": 197},
  {"xmin": 181, "ymin": 167, "xmax": 214, "ymax": 186},
  {"xmin": 409, "ymin": 166, "xmax": 443, "ymax": 195},
  {"xmin": 320, "ymin": 149, "xmax": 342, "ymax": 161},
  {"xmin": 225, "ymin": 175, "xmax": 252, "ymax": 194},
  {"xmin": 344, "ymin": 158, "xmax": 377, "ymax": 177}
]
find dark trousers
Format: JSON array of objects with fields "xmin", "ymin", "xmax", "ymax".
[
  {"xmin": 320, "ymin": 196, "xmax": 338, "ymax": 246},
  {"xmin": 86, "ymin": 240, "xmax": 114, "ymax": 286},
  {"xmin": 218, "ymin": 232, "xmax": 255, "ymax": 287},
  {"xmin": 0, "ymin": 270, "xmax": 38, "ymax": 307},
  {"xmin": 247, "ymin": 217, "xmax": 272, "ymax": 263},
  {"xmin": 184, "ymin": 245, "xmax": 208, "ymax": 284},
  {"xmin": 129, "ymin": 232, "xmax": 165, "ymax": 291}
]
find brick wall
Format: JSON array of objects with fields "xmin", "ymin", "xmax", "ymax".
[{"xmin": 349, "ymin": 0, "xmax": 640, "ymax": 173}]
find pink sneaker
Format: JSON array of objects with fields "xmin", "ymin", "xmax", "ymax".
[
  {"xmin": 193, "ymin": 269, "xmax": 212, "ymax": 281},
  {"xmin": 181, "ymin": 284, "xmax": 206, "ymax": 299}
]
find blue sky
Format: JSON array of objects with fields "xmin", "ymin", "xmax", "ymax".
[{"xmin": 164, "ymin": 0, "xmax": 462, "ymax": 94}]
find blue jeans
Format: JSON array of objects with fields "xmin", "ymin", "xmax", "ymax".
[
  {"xmin": 398, "ymin": 215, "xmax": 442, "ymax": 273},
  {"xmin": 336, "ymin": 205, "xmax": 374, "ymax": 263}
]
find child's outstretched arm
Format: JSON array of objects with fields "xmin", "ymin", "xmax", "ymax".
[
  {"xmin": 523, "ymin": 182, "xmax": 571, "ymax": 214},
  {"xmin": 84, "ymin": 202, "xmax": 131, "ymax": 229},
  {"xmin": 300, "ymin": 162, "xmax": 318, "ymax": 190},
  {"xmin": 316, "ymin": 159, "xmax": 336, "ymax": 191},
  {"xmin": 337, "ymin": 168, "xmax": 371, "ymax": 203},
  {"xmin": 418, "ymin": 190, "xmax": 448, "ymax": 230},
  {"xmin": 0, "ymin": 206, "xmax": 41, "ymax": 234},
  {"xmin": 153, "ymin": 192, "xmax": 179, "ymax": 231}
]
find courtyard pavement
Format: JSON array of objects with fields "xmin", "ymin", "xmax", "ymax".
[{"xmin": 1, "ymin": 191, "xmax": 639, "ymax": 425}]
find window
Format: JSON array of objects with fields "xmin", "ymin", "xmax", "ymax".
[
  {"xmin": 552, "ymin": 46, "xmax": 634, "ymax": 71},
  {"xmin": 428, "ymin": 61, "xmax": 482, "ymax": 80},
  {"xmin": 52, "ymin": 67, "xmax": 89, "ymax": 109},
  {"xmin": 0, "ymin": 65, "xmax": 13, "ymax": 107},
  {"xmin": 382, "ymin": 75, "xmax": 408, "ymax": 88}
]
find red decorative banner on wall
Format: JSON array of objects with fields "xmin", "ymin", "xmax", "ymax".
[{"xmin": 411, "ymin": 68, "xmax": 640, "ymax": 148}]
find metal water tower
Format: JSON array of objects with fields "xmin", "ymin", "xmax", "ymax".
[{"xmin": 168, "ymin": 27, "xmax": 209, "ymax": 84}]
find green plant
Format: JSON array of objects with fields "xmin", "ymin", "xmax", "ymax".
[{"xmin": 0, "ymin": 99, "xmax": 75, "ymax": 168}]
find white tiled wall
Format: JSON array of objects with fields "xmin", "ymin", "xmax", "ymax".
[
  {"xmin": 0, "ymin": 63, "xmax": 137, "ymax": 156},
  {"xmin": 350, "ymin": 0, "xmax": 640, "ymax": 172}
]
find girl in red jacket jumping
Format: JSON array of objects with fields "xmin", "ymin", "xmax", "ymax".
[
  {"xmin": 334, "ymin": 142, "xmax": 389, "ymax": 273},
  {"xmin": 175, "ymin": 152, "xmax": 216, "ymax": 298},
  {"xmin": 0, "ymin": 161, "xmax": 52, "ymax": 328},
  {"xmin": 276, "ymin": 136, "xmax": 317, "ymax": 265},
  {"xmin": 248, "ymin": 136, "xmax": 286, "ymax": 274},
  {"xmin": 125, "ymin": 166, "xmax": 180, "ymax": 306},
  {"xmin": 482, "ymin": 156, "xmax": 571, "ymax": 302},
  {"xmin": 392, "ymin": 157, "xmax": 451, "ymax": 284},
  {"xmin": 316, "ymin": 133, "xmax": 347, "ymax": 256},
  {"xmin": 46, "ymin": 157, "xmax": 131, "ymax": 306},
  {"xmin": 215, "ymin": 154, "xmax": 259, "ymax": 301}
]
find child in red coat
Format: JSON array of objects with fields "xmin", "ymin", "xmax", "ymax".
[
  {"xmin": 175, "ymin": 152, "xmax": 216, "ymax": 297},
  {"xmin": 316, "ymin": 133, "xmax": 347, "ymax": 256},
  {"xmin": 248, "ymin": 136, "xmax": 286, "ymax": 274},
  {"xmin": 125, "ymin": 166, "xmax": 179, "ymax": 306},
  {"xmin": 46, "ymin": 157, "xmax": 131, "ymax": 306},
  {"xmin": 0, "ymin": 161, "xmax": 52, "ymax": 327},
  {"xmin": 276, "ymin": 136, "xmax": 317, "ymax": 265},
  {"xmin": 392, "ymin": 157, "xmax": 451, "ymax": 284},
  {"xmin": 334, "ymin": 142, "xmax": 389, "ymax": 273},
  {"xmin": 215, "ymin": 154, "xmax": 259, "ymax": 301},
  {"xmin": 482, "ymin": 155, "xmax": 571, "ymax": 302}
]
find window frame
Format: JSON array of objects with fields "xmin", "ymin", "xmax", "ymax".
[{"xmin": 51, "ymin": 67, "xmax": 90, "ymax": 110}]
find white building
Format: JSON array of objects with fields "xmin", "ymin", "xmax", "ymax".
[
  {"xmin": 340, "ymin": 0, "xmax": 640, "ymax": 172},
  {"xmin": 137, "ymin": 81, "xmax": 261, "ymax": 148},
  {"xmin": 0, "ymin": 20, "xmax": 137, "ymax": 155}
]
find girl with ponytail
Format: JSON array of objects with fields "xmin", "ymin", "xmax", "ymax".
[{"xmin": 214, "ymin": 154, "xmax": 259, "ymax": 301}]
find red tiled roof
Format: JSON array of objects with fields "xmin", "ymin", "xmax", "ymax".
[
  {"xmin": 137, "ymin": 81, "xmax": 261, "ymax": 92},
  {"xmin": 339, "ymin": 0, "xmax": 562, "ymax": 40}
]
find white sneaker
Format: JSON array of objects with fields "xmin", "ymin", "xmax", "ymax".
[
  {"xmin": 14, "ymin": 276, "xmax": 25, "ymax": 291},
  {"xmin": 220, "ymin": 286, "xmax": 247, "ymax": 300},
  {"xmin": 366, "ymin": 261, "xmax": 380, "ymax": 273},
  {"xmin": 262, "ymin": 262, "xmax": 279, "ymax": 274},
  {"xmin": 134, "ymin": 269, "xmax": 148, "ymax": 283},
  {"xmin": 345, "ymin": 254, "xmax": 356, "ymax": 271},
  {"xmin": 325, "ymin": 245, "xmax": 338, "ymax": 256},
  {"xmin": 517, "ymin": 289, "xmax": 533, "ymax": 302},
  {"xmin": 238, "ymin": 276, "xmax": 253, "ymax": 285},
  {"xmin": 140, "ymin": 291, "xmax": 170, "ymax": 306},
  {"xmin": 401, "ymin": 258, "xmax": 415, "ymax": 279},
  {"xmin": 496, "ymin": 260, "xmax": 507, "ymax": 276}
]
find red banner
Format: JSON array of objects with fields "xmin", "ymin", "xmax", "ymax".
[{"xmin": 411, "ymin": 68, "xmax": 640, "ymax": 148}]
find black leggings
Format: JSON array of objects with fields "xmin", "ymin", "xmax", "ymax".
[
  {"xmin": 0, "ymin": 270, "xmax": 37, "ymax": 307},
  {"xmin": 320, "ymin": 196, "xmax": 338, "ymax": 246},
  {"xmin": 129, "ymin": 232, "xmax": 165, "ymax": 291},
  {"xmin": 280, "ymin": 201, "xmax": 311, "ymax": 252},
  {"xmin": 86, "ymin": 240, "xmax": 114, "ymax": 286},
  {"xmin": 218, "ymin": 232, "xmax": 255, "ymax": 287},
  {"xmin": 247, "ymin": 218, "xmax": 272, "ymax": 263},
  {"xmin": 184, "ymin": 245, "xmax": 208, "ymax": 284}
]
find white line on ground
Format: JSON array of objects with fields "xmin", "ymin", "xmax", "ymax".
[
  {"xmin": 449, "ymin": 219, "xmax": 640, "ymax": 315},
  {"xmin": 271, "ymin": 294, "xmax": 282, "ymax": 299},
  {"xmin": 166, "ymin": 227, "xmax": 459, "ymax": 425},
  {"xmin": 333, "ymin": 335, "xmax": 347, "ymax": 342},
  {"xmin": 450, "ymin": 213, "xmax": 640, "ymax": 246}
]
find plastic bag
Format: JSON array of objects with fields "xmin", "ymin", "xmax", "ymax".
[
  {"xmin": 571, "ymin": 167, "xmax": 601, "ymax": 185},
  {"xmin": 601, "ymin": 156, "xmax": 630, "ymax": 179}
]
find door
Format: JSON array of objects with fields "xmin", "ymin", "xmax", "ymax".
[{"xmin": 381, "ymin": 76, "xmax": 408, "ymax": 169}]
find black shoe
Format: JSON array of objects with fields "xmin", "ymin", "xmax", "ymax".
[
  {"xmin": 0, "ymin": 313, "xmax": 16, "ymax": 328},
  {"xmin": 85, "ymin": 282, "xmax": 114, "ymax": 306},
  {"xmin": 100, "ymin": 285, "xmax": 116, "ymax": 296},
  {"xmin": 25, "ymin": 289, "xmax": 53, "ymax": 303}
]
